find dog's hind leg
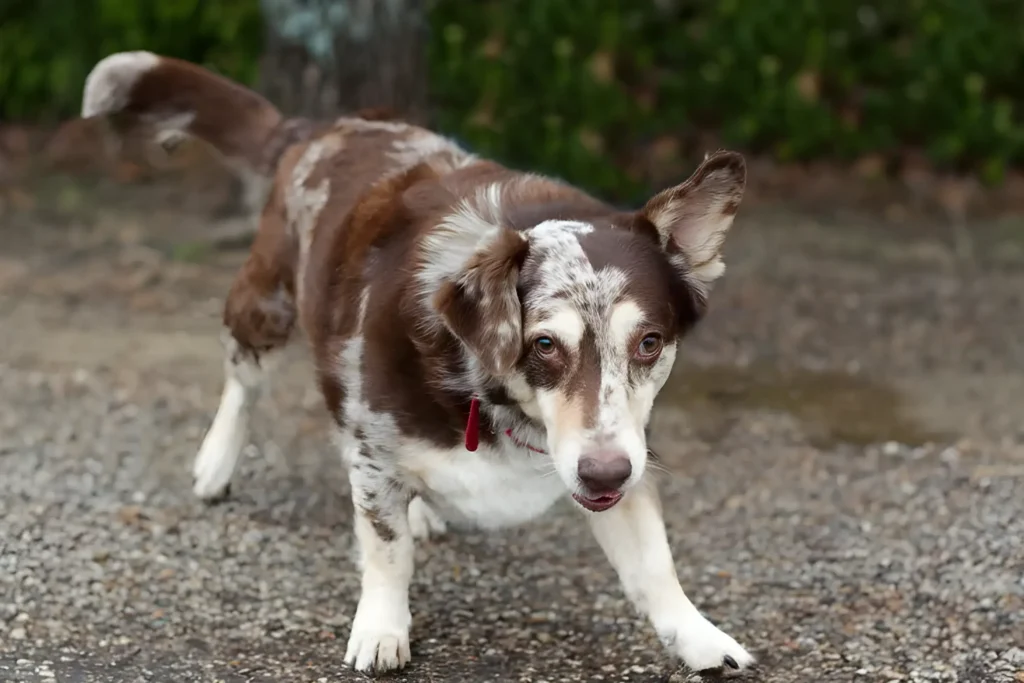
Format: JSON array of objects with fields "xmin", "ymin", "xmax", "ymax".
[
  {"xmin": 407, "ymin": 495, "xmax": 447, "ymax": 541},
  {"xmin": 193, "ymin": 195, "xmax": 297, "ymax": 501}
]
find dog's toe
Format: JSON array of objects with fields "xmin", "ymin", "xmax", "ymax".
[
  {"xmin": 344, "ymin": 599, "xmax": 413, "ymax": 673},
  {"xmin": 193, "ymin": 475, "xmax": 232, "ymax": 503},
  {"xmin": 667, "ymin": 615, "xmax": 755, "ymax": 674},
  {"xmin": 375, "ymin": 634, "xmax": 411, "ymax": 671},
  {"xmin": 345, "ymin": 629, "xmax": 411, "ymax": 673}
]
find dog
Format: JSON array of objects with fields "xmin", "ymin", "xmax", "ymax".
[{"xmin": 81, "ymin": 52, "xmax": 755, "ymax": 675}]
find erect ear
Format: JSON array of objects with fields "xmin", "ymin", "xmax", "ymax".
[
  {"xmin": 433, "ymin": 228, "xmax": 529, "ymax": 377},
  {"xmin": 639, "ymin": 150, "xmax": 746, "ymax": 287}
]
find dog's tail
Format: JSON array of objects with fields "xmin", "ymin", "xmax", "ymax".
[{"xmin": 82, "ymin": 51, "xmax": 301, "ymax": 179}]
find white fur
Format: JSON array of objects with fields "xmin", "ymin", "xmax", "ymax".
[
  {"xmin": 344, "ymin": 453, "xmax": 415, "ymax": 674},
  {"xmin": 330, "ymin": 290, "xmax": 419, "ymax": 672},
  {"xmin": 403, "ymin": 439, "xmax": 565, "ymax": 530},
  {"xmin": 192, "ymin": 334, "xmax": 272, "ymax": 499},
  {"xmin": 334, "ymin": 116, "xmax": 413, "ymax": 134},
  {"xmin": 344, "ymin": 476, "xmax": 414, "ymax": 672},
  {"xmin": 81, "ymin": 51, "xmax": 160, "ymax": 118},
  {"xmin": 646, "ymin": 164, "xmax": 742, "ymax": 288},
  {"xmin": 407, "ymin": 495, "xmax": 447, "ymax": 540},
  {"xmin": 592, "ymin": 295, "xmax": 660, "ymax": 488},
  {"xmin": 415, "ymin": 183, "xmax": 528, "ymax": 374},
  {"xmin": 416, "ymin": 183, "xmax": 510, "ymax": 300},
  {"xmin": 287, "ymin": 134, "xmax": 344, "ymax": 305},
  {"xmin": 388, "ymin": 130, "xmax": 475, "ymax": 171},
  {"xmin": 528, "ymin": 219, "xmax": 594, "ymax": 240},
  {"xmin": 519, "ymin": 221, "xmax": 660, "ymax": 494},
  {"xmin": 608, "ymin": 300, "xmax": 645, "ymax": 352},
  {"xmin": 150, "ymin": 111, "xmax": 196, "ymax": 150},
  {"xmin": 523, "ymin": 220, "xmax": 604, "ymax": 309},
  {"xmin": 588, "ymin": 483, "xmax": 755, "ymax": 672},
  {"xmin": 530, "ymin": 305, "xmax": 585, "ymax": 349},
  {"xmin": 345, "ymin": 591, "xmax": 412, "ymax": 672}
]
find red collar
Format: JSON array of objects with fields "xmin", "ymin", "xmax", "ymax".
[
  {"xmin": 464, "ymin": 395, "xmax": 547, "ymax": 454},
  {"xmin": 502, "ymin": 428, "xmax": 546, "ymax": 454}
]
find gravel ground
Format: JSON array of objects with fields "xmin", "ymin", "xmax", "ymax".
[{"xmin": 0, "ymin": 186, "xmax": 1022, "ymax": 683}]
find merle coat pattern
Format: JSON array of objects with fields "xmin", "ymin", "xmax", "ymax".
[{"xmin": 82, "ymin": 51, "xmax": 755, "ymax": 675}]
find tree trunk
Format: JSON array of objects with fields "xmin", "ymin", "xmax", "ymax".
[{"xmin": 258, "ymin": 0, "xmax": 429, "ymax": 122}]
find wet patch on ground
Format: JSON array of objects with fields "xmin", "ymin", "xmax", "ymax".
[{"xmin": 663, "ymin": 363, "xmax": 955, "ymax": 449}]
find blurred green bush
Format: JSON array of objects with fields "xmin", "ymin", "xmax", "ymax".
[
  {"xmin": 0, "ymin": 0, "xmax": 262, "ymax": 121},
  {"xmin": 3, "ymin": 0, "xmax": 1023, "ymax": 198}
]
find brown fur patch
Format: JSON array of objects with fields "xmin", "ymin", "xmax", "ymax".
[
  {"xmin": 222, "ymin": 171, "xmax": 297, "ymax": 356},
  {"xmin": 433, "ymin": 228, "xmax": 530, "ymax": 377},
  {"xmin": 124, "ymin": 57, "xmax": 284, "ymax": 172},
  {"xmin": 360, "ymin": 506, "xmax": 396, "ymax": 542}
]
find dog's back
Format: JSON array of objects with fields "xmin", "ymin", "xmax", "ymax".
[{"xmin": 82, "ymin": 50, "xmax": 482, "ymax": 354}]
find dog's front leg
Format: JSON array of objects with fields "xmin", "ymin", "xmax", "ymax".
[
  {"xmin": 343, "ymin": 455, "xmax": 414, "ymax": 673},
  {"xmin": 587, "ymin": 481, "xmax": 754, "ymax": 673}
]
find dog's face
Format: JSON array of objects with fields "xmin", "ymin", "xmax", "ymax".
[{"xmin": 434, "ymin": 152, "xmax": 746, "ymax": 511}]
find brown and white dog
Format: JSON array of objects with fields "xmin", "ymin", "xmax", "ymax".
[{"xmin": 82, "ymin": 52, "xmax": 754, "ymax": 675}]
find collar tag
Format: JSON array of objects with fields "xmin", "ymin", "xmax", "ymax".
[{"xmin": 464, "ymin": 395, "xmax": 481, "ymax": 452}]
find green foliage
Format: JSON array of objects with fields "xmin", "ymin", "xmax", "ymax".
[
  {"xmin": 0, "ymin": 0, "xmax": 262, "ymax": 121},
  {"xmin": 430, "ymin": 0, "xmax": 1024, "ymax": 196},
  {"xmin": 4, "ymin": 0, "xmax": 1024, "ymax": 198}
]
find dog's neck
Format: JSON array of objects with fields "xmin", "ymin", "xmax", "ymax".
[{"xmin": 475, "ymin": 381, "xmax": 547, "ymax": 453}]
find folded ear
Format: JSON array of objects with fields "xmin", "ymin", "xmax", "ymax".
[
  {"xmin": 433, "ymin": 228, "xmax": 529, "ymax": 377},
  {"xmin": 639, "ymin": 150, "xmax": 746, "ymax": 287}
]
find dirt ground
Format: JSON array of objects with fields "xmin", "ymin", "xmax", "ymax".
[{"xmin": 0, "ymin": 170, "xmax": 1022, "ymax": 683}]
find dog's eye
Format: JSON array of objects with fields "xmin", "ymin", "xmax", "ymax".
[
  {"xmin": 534, "ymin": 336, "xmax": 557, "ymax": 356},
  {"xmin": 636, "ymin": 334, "xmax": 663, "ymax": 360}
]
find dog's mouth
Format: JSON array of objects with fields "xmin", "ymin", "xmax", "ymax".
[{"xmin": 572, "ymin": 490, "xmax": 623, "ymax": 512}]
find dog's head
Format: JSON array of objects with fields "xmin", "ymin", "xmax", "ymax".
[{"xmin": 430, "ymin": 152, "xmax": 746, "ymax": 511}]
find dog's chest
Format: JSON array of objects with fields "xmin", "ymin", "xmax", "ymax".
[{"xmin": 402, "ymin": 442, "xmax": 565, "ymax": 530}]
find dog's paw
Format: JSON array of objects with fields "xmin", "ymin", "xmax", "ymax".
[
  {"xmin": 662, "ymin": 615, "xmax": 754, "ymax": 673},
  {"xmin": 344, "ymin": 597, "xmax": 412, "ymax": 673},
  {"xmin": 192, "ymin": 423, "xmax": 243, "ymax": 501},
  {"xmin": 407, "ymin": 496, "xmax": 447, "ymax": 541},
  {"xmin": 192, "ymin": 454, "xmax": 234, "ymax": 502},
  {"xmin": 192, "ymin": 450, "xmax": 235, "ymax": 502}
]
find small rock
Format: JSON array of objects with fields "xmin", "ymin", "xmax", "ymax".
[
  {"xmin": 796, "ymin": 636, "xmax": 819, "ymax": 651},
  {"xmin": 117, "ymin": 505, "xmax": 145, "ymax": 526},
  {"xmin": 9, "ymin": 627, "xmax": 26, "ymax": 640}
]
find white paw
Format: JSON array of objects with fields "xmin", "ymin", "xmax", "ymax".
[
  {"xmin": 407, "ymin": 496, "xmax": 447, "ymax": 541},
  {"xmin": 192, "ymin": 429, "xmax": 241, "ymax": 500},
  {"xmin": 344, "ymin": 595, "xmax": 412, "ymax": 673},
  {"xmin": 192, "ymin": 380, "xmax": 250, "ymax": 501},
  {"xmin": 664, "ymin": 615, "xmax": 754, "ymax": 673}
]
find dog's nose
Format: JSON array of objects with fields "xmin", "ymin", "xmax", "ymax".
[{"xmin": 577, "ymin": 453, "xmax": 632, "ymax": 492}]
